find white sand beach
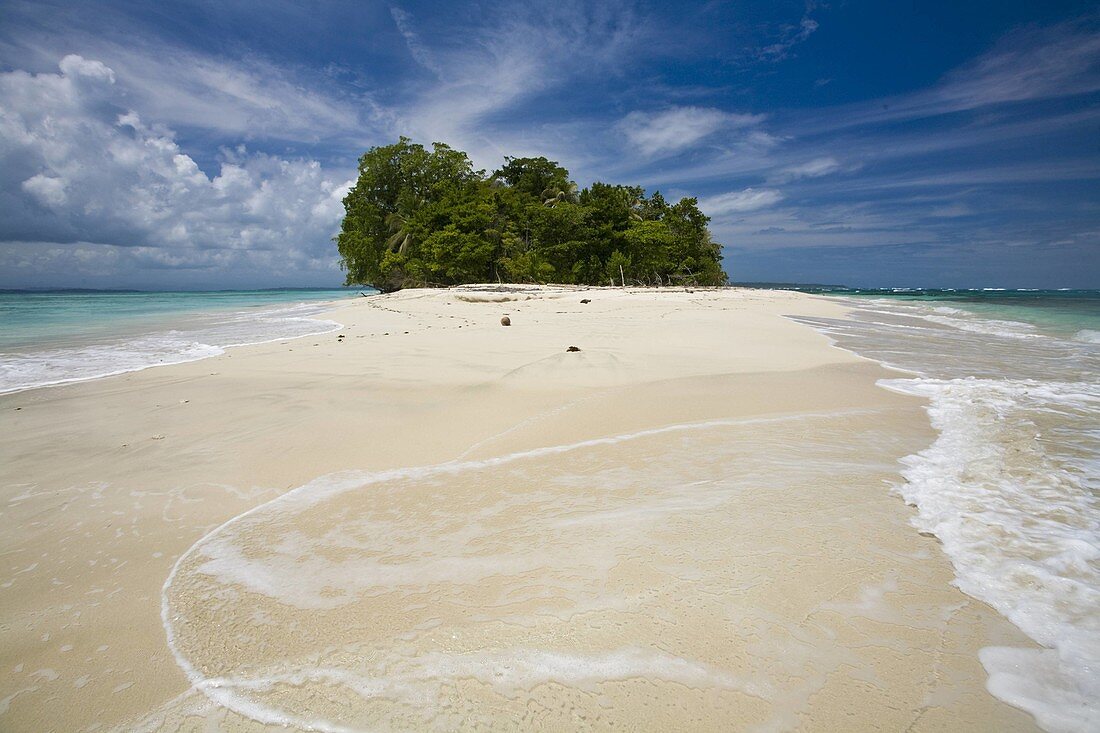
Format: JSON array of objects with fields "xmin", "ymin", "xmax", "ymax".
[{"xmin": 0, "ymin": 286, "xmax": 1040, "ymax": 731}]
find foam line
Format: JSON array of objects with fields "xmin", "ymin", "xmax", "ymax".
[
  {"xmin": 161, "ymin": 407, "xmax": 873, "ymax": 725},
  {"xmin": 1, "ymin": 305, "xmax": 342, "ymax": 394}
]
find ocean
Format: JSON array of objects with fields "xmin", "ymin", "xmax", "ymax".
[
  {"xmin": 792, "ymin": 288, "xmax": 1100, "ymax": 731},
  {"xmin": 0, "ymin": 288, "xmax": 363, "ymax": 394}
]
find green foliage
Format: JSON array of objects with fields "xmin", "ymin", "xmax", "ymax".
[
  {"xmin": 496, "ymin": 156, "xmax": 571, "ymax": 201},
  {"xmin": 337, "ymin": 139, "xmax": 728, "ymax": 289}
]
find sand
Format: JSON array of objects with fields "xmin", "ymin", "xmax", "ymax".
[{"xmin": 0, "ymin": 286, "xmax": 1040, "ymax": 731}]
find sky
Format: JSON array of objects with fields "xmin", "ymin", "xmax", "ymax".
[{"xmin": 0, "ymin": 0, "xmax": 1097, "ymax": 289}]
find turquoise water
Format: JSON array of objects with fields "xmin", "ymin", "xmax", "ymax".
[
  {"xmin": 0, "ymin": 288, "xmax": 367, "ymax": 393},
  {"xmin": 785, "ymin": 287, "xmax": 1100, "ymax": 340},
  {"xmin": 0, "ymin": 289, "xmax": 362, "ymax": 350}
]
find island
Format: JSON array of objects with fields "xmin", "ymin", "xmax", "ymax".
[{"xmin": 336, "ymin": 138, "xmax": 728, "ymax": 291}]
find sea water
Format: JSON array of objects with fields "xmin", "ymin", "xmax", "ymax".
[
  {"xmin": 0, "ymin": 289, "xmax": 363, "ymax": 394},
  {"xmin": 157, "ymin": 404, "xmax": 939, "ymax": 732},
  {"xmin": 793, "ymin": 289, "xmax": 1100, "ymax": 732}
]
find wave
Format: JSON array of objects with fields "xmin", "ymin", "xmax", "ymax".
[
  {"xmin": 911, "ymin": 313, "xmax": 1040, "ymax": 339},
  {"xmin": 879, "ymin": 376, "xmax": 1100, "ymax": 733},
  {"xmin": 855, "ymin": 299, "xmax": 1046, "ymax": 341},
  {"xmin": 0, "ymin": 301, "xmax": 341, "ymax": 394}
]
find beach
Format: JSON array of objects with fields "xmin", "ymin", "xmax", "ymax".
[{"xmin": 1, "ymin": 286, "xmax": 1043, "ymax": 731}]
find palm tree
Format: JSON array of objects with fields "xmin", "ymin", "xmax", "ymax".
[
  {"xmin": 540, "ymin": 181, "xmax": 579, "ymax": 207},
  {"xmin": 385, "ymin": 212, "xmax": 413, "ymax": 254}
]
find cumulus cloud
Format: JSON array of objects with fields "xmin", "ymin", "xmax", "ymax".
[
  {"xmin": 1, "ymin": 25, "xmax": 378, "ymax": 147},
  {"xmin": 0, "ymin": 55, "xmax": 352, "ymax": 284},
  {"xmin": 699, "ymin": 188, "xmax": 785, "ymax": 217},
  {"xmin": 0, "ymin": 4, "xmax": 653, "ymax": 285},
  {"xmin": 21, "ymin": 174, "xmax": 68, "ymax": 208},
  {"xmin": 618, "ymin": 107, "xmax": 764, "ymax": 157},
  {"xmin": 58, "ymin": 54, "xmax": 115, "ymax": 83}
]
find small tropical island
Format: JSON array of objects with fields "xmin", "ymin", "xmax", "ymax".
[{"xmin": 337, "ymin": 138, "xmax": 728, "ymax": 291}]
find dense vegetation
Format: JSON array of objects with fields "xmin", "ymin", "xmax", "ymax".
[{"xmin": 336, "ymin": 138, "xmax": 727, "ymax": 291}]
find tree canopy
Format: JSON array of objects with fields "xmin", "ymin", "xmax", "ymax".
[{"xmin": 336, "ymin": 137, "xmax": 727, "ymax": 291}]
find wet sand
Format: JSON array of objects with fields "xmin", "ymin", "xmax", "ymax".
[{"xmin": 0, "ymin": 286, "xmax": 1040, "ymax": 731}]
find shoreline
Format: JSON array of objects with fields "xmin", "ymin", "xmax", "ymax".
[
  {"xmin": 0, "ymin": 286, "xmax": 1040, "ymax": 731},
  {"xmin": 0, "ymin": 289, "xmax": 353, "ymax": 396}
]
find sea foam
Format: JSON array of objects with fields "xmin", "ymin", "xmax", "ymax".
[
  {"xmin": 804, "ymin": 293, "xmax": 1100, "ymax": 732},
  {"xmin": 0, "ymin": 301, "xmax": 341, "ymax": 394},
  {"xmin": 879, "ymin": 376, "xmax": 1100, "ymax": 732}
]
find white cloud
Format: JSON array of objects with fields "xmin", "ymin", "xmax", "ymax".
[
  {"xmin": 0, "ymin": 4, "xmax": 654, "ymax": 286},
  {"xmin": 390, "ymin": 6, "xmax": 442, "ymax": 76},
  {"xmin": 117, "ymin": 51, "xmax": 372, "ymax": 144},
  {"xmin": 2, "ymin": 29, "xmax": 380, "ymax": 146},
  {"xmin": 779, "ymin": 156, "xmax": 841, "ymax": 180},
  {"xmin": 57, "ymin": 54, "xmax": 114, "ymax": 83},
  {"xmin": 805, "ymin": 18, "xmax": 1100, "ymax": 134},
  {"xmin": 936, "ymin": 20, "xmax": 1100, "ymax": 108},
  {"xmin": 699, "ymin": 187, "xmax": 785, "ymax": 216},
  {"xmin": 759, "ymin": 9, "xmax": 820, "ymax": 61},
  {"xmin": 0, "ymin": 1, "xmax": 666, "ymax": 183},
  {"xmin": 618, "ymin": 107, "xmax": 764, "ymax": 157},
  {"xmin": 21, "ymin": 174, "xmax": 68, "ymax": 207},
  {"xmin": 0, "ymin": 55, "xmax": 350, "ymax": 281},
  {"xmin": 390, "ymin": 1, "xmax": 647, "ymax": 170}
]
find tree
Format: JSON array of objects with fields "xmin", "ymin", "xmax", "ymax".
[
  {"xmin": 385, "ymin": 212, "xmax": 414, "ymax": 255},
  {"xmin": 337, "ymin": 138, "xmax": 727, "ymax": 290},
  {"xmin": 337, "ymin": 137, "xmax": 480, "ymax": 291},
  {"xmin": 541, "ymin": 181, "xmax": 579, "ymax": 207},
  {"xmin": 664, "ymin": 197, "xmax": 726, "ymax": 285},
  {"xmin": 495, "ymin": 156, "xmax": 571, "ymax": 200},
  {"xmin": 622, "ymin": 220, "xmax": 675, "ymax": 282}
]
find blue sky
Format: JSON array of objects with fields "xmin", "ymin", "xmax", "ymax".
[{"xmin": 0, "ymin": 0, "xmax": 1097, "ymax": 289}]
